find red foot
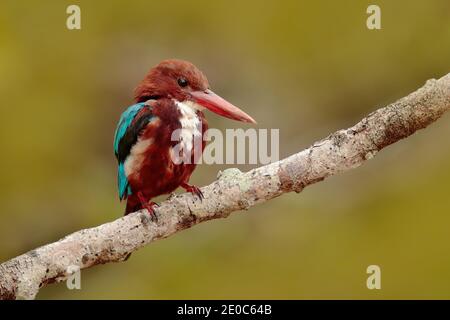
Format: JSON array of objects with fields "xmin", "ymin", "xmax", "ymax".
[
  {"xmin": 181, "ymin": 182, "xmax": 204, "ymax": 201},
  {"xmin": 137, "ymin": 191, "xmax": 159, "ymax": 221}
]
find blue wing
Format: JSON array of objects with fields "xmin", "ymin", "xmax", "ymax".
[
  {"xmin": 117, "ymin": 162, "xmax": 131, "ymax": 201},
  {"xmin": 114, "ymin": 102, "xmax": 155, "ymax": 200},
  {"xmin": 114, "ymin": 102, "xmax": 146, "ymax": 157}
]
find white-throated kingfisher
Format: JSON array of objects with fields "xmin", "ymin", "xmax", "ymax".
[{"xmin": 114, "ymin": 59, "xmax": 256, "ymax": 218}]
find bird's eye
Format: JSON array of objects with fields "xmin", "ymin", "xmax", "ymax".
[{"xmin": 177, "ymin": 78, "xmax": 188, "ymax": 87}]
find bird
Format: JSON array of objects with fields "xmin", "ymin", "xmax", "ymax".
[{"xmin": 114, "ymin": 59, "xmax": 256, "ymax": 219}]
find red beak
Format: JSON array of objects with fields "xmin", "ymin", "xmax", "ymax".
[{"xmin": 191, "ymin": 89, "xmax": 256, "ymax": 124}]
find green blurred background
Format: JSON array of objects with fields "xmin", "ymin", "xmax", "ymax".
[{"xmin": 1, "ymin": 0, "xmax": 449, "ymax": 299}]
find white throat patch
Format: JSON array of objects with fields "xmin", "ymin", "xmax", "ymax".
[{"xmin": 174, "ymin": 100, "xmax": 202, "ymax": 153}]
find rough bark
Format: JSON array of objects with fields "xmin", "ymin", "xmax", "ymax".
[{"xmin": 1, "ymin": 74, "xmax": 449, "ymax": 300}]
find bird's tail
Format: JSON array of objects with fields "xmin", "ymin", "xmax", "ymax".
[
  {"xmin": 124, "ymin": 195, "xmax": 142, "ymax": 216},
  {"xmin": 122, "ymin": 195, "xmax": 143, "ymax": 260}
]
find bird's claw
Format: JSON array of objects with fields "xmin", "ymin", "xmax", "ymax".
[
  {"xmin": 182, "ymin": 183, "xmax": 204, "ymax": 201},
  {"xmin": 143, "ymin": 202, "xmax": 159, "ymax": 222},
  {"xmin": 137, "ymin": 192, "xmax": 159, "ymax": 222},
  {"xmin": 191, "ymin": 186, "xmax": 204, "ymax": 201}
]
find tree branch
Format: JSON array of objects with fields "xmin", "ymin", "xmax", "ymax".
[{"xmin": 1, "ymin": 74, "xmax": 449, "ymax": 300}]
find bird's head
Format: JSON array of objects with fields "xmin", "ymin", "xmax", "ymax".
[{"xmin": 134, "ymin": 59, "xmax": 256, "ymax": 124}]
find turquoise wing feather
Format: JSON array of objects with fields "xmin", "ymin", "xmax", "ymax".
[
  {"xmin": 114, "ymin": 102, "xmax": 146, "ymax": 156},
  {"xmin": 113, "ymin": 102, "xmax": 146, "ymax": 200},
  {"xmin": 117, "ymin": 162, "xmax": 131, "ymax": 201}
]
